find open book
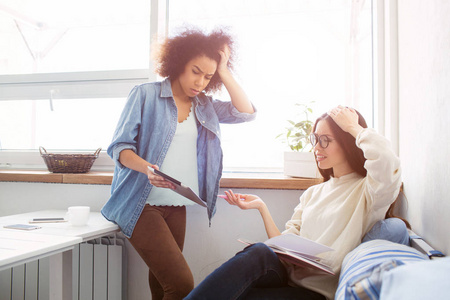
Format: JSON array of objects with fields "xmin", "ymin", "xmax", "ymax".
[{"xmin": 239, "ymin": 233, "xmax": 335, "ymax": 275}]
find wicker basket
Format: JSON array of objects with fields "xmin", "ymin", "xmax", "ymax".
[{"xmin": 39, "ymin": 146, "xmax": 102, "ymax": 173}]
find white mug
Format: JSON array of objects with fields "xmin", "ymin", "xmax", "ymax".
[{"xmin": 66, "ymin": 206, "xmax": 90, "ymax": 226}]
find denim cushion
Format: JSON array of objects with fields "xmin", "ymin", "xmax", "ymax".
[{"xmin": 335, "ymin": 240, "xmax": 428, "ymax": 300}]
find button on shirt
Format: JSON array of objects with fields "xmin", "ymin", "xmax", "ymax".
[{"xmin": 101, "ymin": 78, "xmax": 256, "ymax": 237}]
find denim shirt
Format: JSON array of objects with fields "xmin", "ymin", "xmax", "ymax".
[{"xmin": 101, "ymin": 78, "xmax": 256, "ymax": 238}]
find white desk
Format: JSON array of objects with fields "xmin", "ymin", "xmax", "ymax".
[
  {"xmin": 0, "ymin": 210, "xmax": 120, "ymax": 242},
  {"xmin": 0, "ymin": 210, "xmax": 119, "ymax": 270},
  {"xmin": 0, "ymin": 210, "xmax": 120, "ymax": 299},
  {"xmin": 0, "ymin": 230, "xmax": 81, "ymax": 271}
]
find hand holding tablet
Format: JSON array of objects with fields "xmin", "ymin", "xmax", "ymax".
[
  {"xmin": 147, "ymin": 166, "xmax": 207, "ymax": 207},
  {"xmin": 147, "ymin": 165, "xmax": 176, "ymax": 189}
]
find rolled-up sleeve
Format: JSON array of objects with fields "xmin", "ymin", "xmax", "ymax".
[
  {"xmin": 107, "ymin": 86, "xmax": 143, "ymax": 169},
  {"xmin": 109, "ymin": 143, "xmax": 137, "ymax": 169},
  {"xmin": 212, "ymin": 99, "xmax": 257, "ymax": 123}
]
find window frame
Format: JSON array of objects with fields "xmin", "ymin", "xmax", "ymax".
[{"xmin": 0, "ymin": 69, "xmax": 152, "ymax": 101}]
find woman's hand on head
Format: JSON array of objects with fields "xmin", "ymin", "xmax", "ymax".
[
  {"xmin": 146, "ymin": 164, "xmax": 175, "ymax": 189},
  {"xmin": 222, "ymin": 189, "xmax": 264, "ymax": 210},
  {"xmin": 327, "ymin": 105, "xmax": 363, "ymax": 137},
  {"xmin": 217, "ymin": 44, "xmax": 231, "ymax": 75}
]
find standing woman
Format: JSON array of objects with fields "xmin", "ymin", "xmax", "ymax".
[
  {"xmin": 101, "ymin": 28, "xmax": 256, "ymax": 300},
  {"xmin": 185, "ymin": 106, "xmax": 405, "ymax": 300}
]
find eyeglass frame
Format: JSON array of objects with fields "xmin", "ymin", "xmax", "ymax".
[{"xmin": 309, "ymin": 133, "xmax": 334, "ymax": 149}]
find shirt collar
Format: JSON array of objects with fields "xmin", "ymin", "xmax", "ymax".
[
  {"xmin": 160, "ymin": 77, "xmax": 207, "ymax": 105},
  {"xmin": 329, "ymin": 172, "xmax": 362, "ymax": 184},
  {"xmin": 160, "ymin": 78, "xmax": 173, "ymax": 98},
  {"xmin": 195, "ymin": 93, "xmax": 208, "ymax": 106}
]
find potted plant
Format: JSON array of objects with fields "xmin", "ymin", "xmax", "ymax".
[{"xmin": 276, "ymin": 102, "xmax": 321, "ymax": 178}]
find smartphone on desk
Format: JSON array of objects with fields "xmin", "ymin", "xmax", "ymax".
[{"xmin": 4, "ymin": 224, "xmax": 42, "ymax": 230}]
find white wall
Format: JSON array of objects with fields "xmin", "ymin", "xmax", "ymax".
[
  {"xmin": 398, "ymin": 0, "xmax": 450, "ymax": 254},
  {"xmin": 0, "ymin": 182, "xmax": 303, "ymax": 300}
]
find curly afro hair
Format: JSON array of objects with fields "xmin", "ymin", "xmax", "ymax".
[{"xmin": 154, "ymin": 27, "xmax": 234, "ymax": 94}]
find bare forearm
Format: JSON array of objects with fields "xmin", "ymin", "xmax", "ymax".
[
  {"xmin": 223, "ymin": 191, "xmax": 280, "ymax": 238},
  {"xmin": 219, "ymin": 69, "xmax": 254, "ymax": 114},
  {"xmin": 119, "ymin": 149, "xmax": 175, "ymax": 189},
  {"xmin": 119, "ymin": 149, "xmax": 152, "ymax": 174},
  {"xmin": 258, "ymin": 203, "xmax": 281, "ymax": 239},
  {"xmin": 347, "ymin": 124, "xmax": 364, "ymax": 138}
]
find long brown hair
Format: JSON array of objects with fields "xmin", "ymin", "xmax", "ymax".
[
  {"xmin": 312, "ymin": 110, "xmax": 368, "ymax": 181},
  {"xmin": 386, "ymin": 185, "xmax": 411, "ymax": 228},
  {"xmin": 313, "ymin": 110, "xmax": 410, "ymax": 228}
]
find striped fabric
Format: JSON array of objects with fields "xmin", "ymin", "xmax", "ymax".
[{"xmin": 335, "ymin": 239, "xmax": 428, "ymax": 300}]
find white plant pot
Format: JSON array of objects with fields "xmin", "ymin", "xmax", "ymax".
[{"xmin": 283, "ymin": 151, "xmax": 321, "ymax": 178}]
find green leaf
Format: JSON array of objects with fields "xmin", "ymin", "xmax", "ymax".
[{"xmin": 276, "ymin": 101, "xmax": 315, "ymax": 151}]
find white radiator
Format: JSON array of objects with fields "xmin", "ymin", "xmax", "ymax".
[
  {"xmin": 0, "ymin": 234, "xmax": 126, "ymax": 300},
  {"xmin": 0, "ymin": 259, "xmax": 46, "ymax": 300}
]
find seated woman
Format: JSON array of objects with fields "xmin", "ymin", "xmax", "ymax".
[{"xmin": 184, "ymin": 106, "xmax": 409, "ymax": 300}]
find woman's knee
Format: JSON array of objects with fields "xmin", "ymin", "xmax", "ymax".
[
  {"xmin": 363, "ymin": 218, "xmax": 410, "ymax": 245},
  {"xmin": 242, "ymin": 242, "xmax": 280, "ymax": 265},
  {"xmin": 246, "ymin": 242, "xmax": 271, "ymax": 253}
]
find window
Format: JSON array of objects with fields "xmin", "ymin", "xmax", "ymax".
[
  {"xmin": 0, "ymin": 0, "xmax": 150, "ymax": 74},
  {"xmin": 169, "ymin": 0, "xmax": 374, "ymax": 171},
  {"xmin": 0, "ymin": 0, "xmax": 374, "ymax": 172},
  {"xmin": 0, "ymin": 0, "xmax": 152, "ymax": 169},
  {"xmin": 0, "ymin": 98, "xmax": 124, "ymax": 149}
]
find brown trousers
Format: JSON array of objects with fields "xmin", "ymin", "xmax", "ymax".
[{"xmin": 128, "ymin": 205, "xmax": 194, "ymax": 300}]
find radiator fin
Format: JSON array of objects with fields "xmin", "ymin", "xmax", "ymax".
[{"xmin": 0, "ymin": 234, "xmax": 126, "ymax": 300}]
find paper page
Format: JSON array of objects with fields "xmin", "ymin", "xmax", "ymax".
[
  {"xmin": 237, "ymin": 236, "xmax": 335, "ymax": 275},
  {"xmin": 274, "ymin": 251, "xmax": 335, "ymax": 275},
  {"xmin": 264, "ymin": 233, "xmax": 333, "ymax": 256}
]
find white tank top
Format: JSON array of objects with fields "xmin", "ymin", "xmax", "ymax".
[{"xmin": 146, "ymin": 108, "xmax": 199, "ymax": 206}]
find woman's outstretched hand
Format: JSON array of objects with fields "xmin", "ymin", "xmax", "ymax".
[
  {"xmin": 220, "ymin": 189, "xmax": 280, "ymax": 238},
  {"xmin": 327, "ymin": 105, "xmax": 363, "ymax": 137},
  {"xmin": 220, "ymin": 189, "xmax": 264, "ymax": 210}
]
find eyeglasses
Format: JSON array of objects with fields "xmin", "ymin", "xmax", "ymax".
[{"xmin": 309, "ymin": 133, "xmax": 334, "ymax": 149}]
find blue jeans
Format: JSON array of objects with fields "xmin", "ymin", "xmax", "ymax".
[
  {"xmin": 184, "ymin": 243, "xmax": 326, "ymax": 300},
  {"xmin": 362, "ymin": 218, "xmax": 410, "ymax": 245}
]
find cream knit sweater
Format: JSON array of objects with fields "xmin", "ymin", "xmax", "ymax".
[{"xmin": 282, "ymin": 128, "xmax": 402, "ymax": 299}]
